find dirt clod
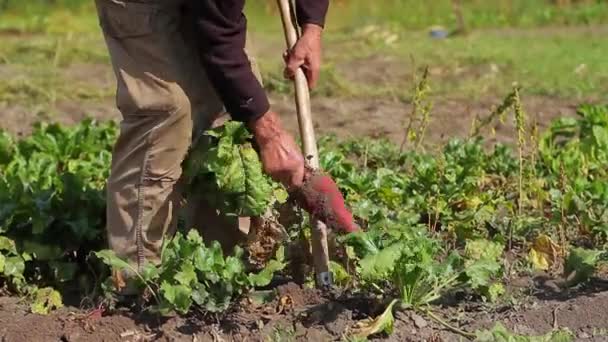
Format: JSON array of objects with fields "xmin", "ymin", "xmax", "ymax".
[
  {"xmin": 411, "ymin": 313, "xmax": 428, "ymax": 329},
  {"xmin": 276, "ymin": 282, "xmax": 322, "ymax": 308}
]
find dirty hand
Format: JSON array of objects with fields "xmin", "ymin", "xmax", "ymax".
[
  {"xmin": 249, "ymin": 111, "xmax": 305, "ymax": 189},
  {"xmin": 284, "ymin": 24, "xmax": 323, "ymax": 89}
]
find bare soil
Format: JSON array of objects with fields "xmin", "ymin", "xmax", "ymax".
[
  {"xmin": 1, "ymin": 278, "xmax": 608, "ymax": 342},
  {"xmin": 1, "ymin": 92, "xmax": 582, "ymax": 145},
  {"xmin": 273, "ymin": 94, "xmax": 582, "ymax": 147},
  {"xmin": 0, "ymin": 59, "xmax": 587, "ymax": 148}
]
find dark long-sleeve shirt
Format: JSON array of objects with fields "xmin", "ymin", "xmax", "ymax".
[{"xmin": 193, "ymin": 0, "xmax": 328, "ymax": 122}]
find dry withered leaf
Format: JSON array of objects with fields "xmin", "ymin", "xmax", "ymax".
[{"xmin": 276, "ymin": 295, "xmax": 294, "ymax": 314}]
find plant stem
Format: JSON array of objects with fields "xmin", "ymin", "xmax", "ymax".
[
  {"xmin": 418, "ymin": 274, "xmax": 460, "ymax": 306},
  {"xmin": 121, "ymin": 263, "xmax": 161, "ymax": 305},
  {"xmin": 512, "ymin": 86, "xmax": 526, "ymax": 251},
  {"xmin": 558, "ymin": 161, "xmax": 567, "ymax": 256},
  {"xmin": 363, "ymin": 141, "xmax": 369, "ymax": 171},
  {"xmin": 513, "ymin": 87, "xmax": 525, "ymax": 217},
  {"xmin": 470, "ymin": 89, "xmax": 515, "ymax": 138},
  {"xmin": 400, "ymin": 66, "xmax": 430, "ymax": 152},
  {"xmin": 451, "ymin": 0, "xmax": 468, "ymax": 35},
  {"xmin": 423, "ymin": 308, "xmax": 476, "ymax": 339}
]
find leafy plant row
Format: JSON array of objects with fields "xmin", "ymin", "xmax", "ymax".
[
  {"xmin": 0, "ymin": 103, "xmax": 607, "ymax": 338},
  {"xmin": 328, "ymin": 103, "xmax": 608, "ymax": 303}
]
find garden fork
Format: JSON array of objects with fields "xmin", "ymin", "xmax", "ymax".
[{"xmin": 276, "ymin": 0, "xmax": 332, "ymax": 287}]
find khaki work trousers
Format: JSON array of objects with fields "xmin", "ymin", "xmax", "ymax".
[{"xmin": 95, "ymin": 0, "xmax": 263, "ymax": 271}]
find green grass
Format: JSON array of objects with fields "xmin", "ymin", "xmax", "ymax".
[
  {"xmin": 257, "ymin": 26, "xmax": 608, "ymax": 100},
  {"xmin": 0, "ymin": 1, "xmax": 606, "ymax": 106},
  {"xmin": 245, "ymin": 0, "xmax": 608, "ymax": 31},
  {"xmin": 0, "ymin": 3, "xmax": 98, "ymax": 34},
  {"xmin": 379, "ymin": 27, "xmax": 607, "ymax": 99},
  {"xmin": 0, "ymin": 70, "xmax": 113, "ymax": 109},
  {"xmin": 0, "ymin": 35, "xmax": 107, "ymax": 66},
  {"xmin": 2, "ymin": 0, "xmax": 607, "ymax": 33}
]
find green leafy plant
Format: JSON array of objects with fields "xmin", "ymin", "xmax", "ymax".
[
  {"xmin": 0, "ymin": 236, "xmax": 29, "ymax": 290},
  {"xmin": 475, "ymin": 323, "xmax": 574, "ymax": 342},
  {"xmin": 95, "ymin": 230, "xmax": 286, "ymax": 315},
  {"xmin": 345, "ymin": 226, "xmax": 502, "ymax": 308},
  {"xmin": 394, "ymin": 242, "xmax": 461, "ymax": 306},
  {"xmin": 0, "ymin": 120, "xmax": 115, "ymax": 291},
  {"xmin": 463, "ymin": 239, "xmax": 504, "ymax": 301},
  {"xmin": 183, "ymin": 121, "xmax": 284, "ymax": 217},
  {"xmin": 563, "ymin": 247, "xmax": 605, "ymax": 286},
  {"xmin": 0, "ymin": 99, "xmax": 607, "ymax": 324},
  {"xmin": 30, "ymin": 286, "xmax": 63, "ymax": 315}
]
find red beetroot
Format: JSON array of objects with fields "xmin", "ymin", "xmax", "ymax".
[{"xmin": 292, "ymin": 169, "xmax": 359, "ymax": 233}]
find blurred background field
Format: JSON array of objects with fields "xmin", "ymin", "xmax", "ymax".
[
  {"xmin": 2, "ymin": 0, "xmax": 608, "ymax": 31},
  {"xmin": 0, "ymin": 0, "xmax": 606, "ymax": 143}
]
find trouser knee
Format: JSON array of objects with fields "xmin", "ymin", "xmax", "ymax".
[{"xmin": 106, "ymin": 91, "xmax": 192, "ymax": 267}]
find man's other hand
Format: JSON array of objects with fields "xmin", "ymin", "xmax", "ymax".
[
  {"xmin": 284, "ymin": 24, "xmax": 323, "ymax": 89},
  {"xmin": 249, "ymin": 111, "xmax": 305, "ymax": 189}
]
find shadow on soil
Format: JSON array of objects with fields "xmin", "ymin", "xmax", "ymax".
[{"xmin": 532, "ymin": 276, "xmax": 608, "ymax": 301}]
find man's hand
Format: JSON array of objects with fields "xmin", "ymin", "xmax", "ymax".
[
  {"xmin": 249, "ymin": 111, "xmax": 305, "ymax": 189},
  {"xmin": 284, "ymin": 24, "xmax": 323, "ymax": 89}
]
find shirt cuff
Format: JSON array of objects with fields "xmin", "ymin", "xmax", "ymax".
[
  {"xmin": 228, "ymin": 77, "xmax": 270, "ymax": 122},
  {"xmin": 295, "ymin": 0, "xmax": 329, "ymax": 28}
]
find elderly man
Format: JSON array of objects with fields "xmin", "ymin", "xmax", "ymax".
[{"xmin": 94, "ymin": 0, "xmax": 328, "ymax": 292}]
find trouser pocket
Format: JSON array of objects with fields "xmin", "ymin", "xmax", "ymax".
[
  {"xmin": 95, "ymin": 0, "xmax": 185, "ymax": 116},
  {"xmin": 96, "ymin": 0, "xmax": 157, "ymax": 39}
]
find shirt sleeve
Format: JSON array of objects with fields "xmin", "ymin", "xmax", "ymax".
[
  {"xmin": 192, "ymin": 0, "xmax": 329, "ymax": 122},
  {"xmin": 193, "ymin": 0, "xmax": 269, "ymax": 122},
  {"xmin": 295, "ymin": 0, "xmax": 329, "ymax": 28}
]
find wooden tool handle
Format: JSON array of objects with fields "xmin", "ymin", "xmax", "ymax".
[
  {"xmin": 276, "ymin": 0, "xmax": 331, "ymax": 286},
  {"xmin": 276, "ymin": 0, "xmax": 320, "ymax": 169}
]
